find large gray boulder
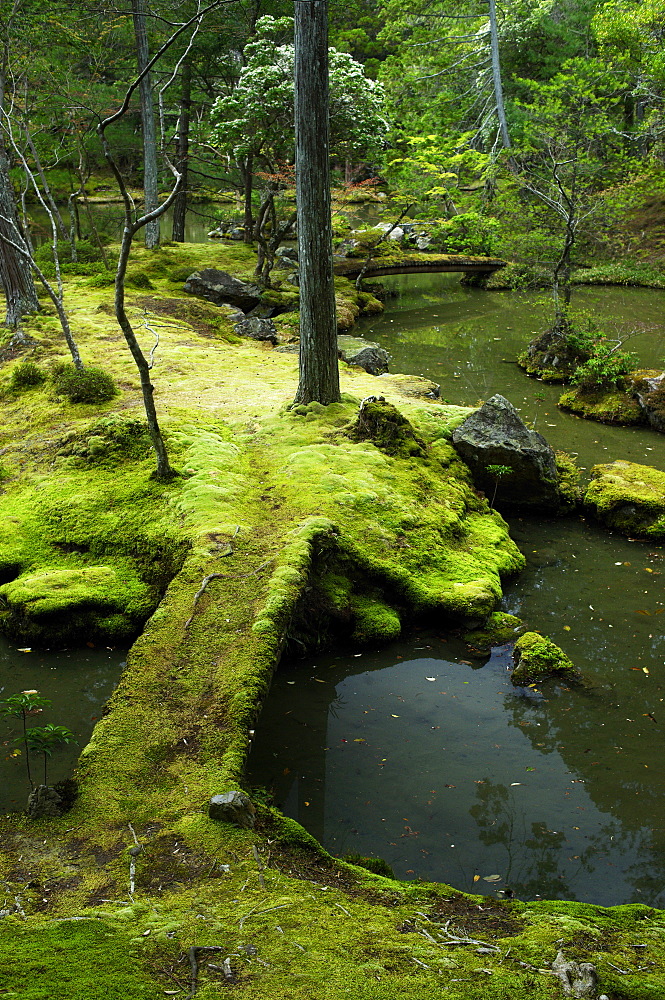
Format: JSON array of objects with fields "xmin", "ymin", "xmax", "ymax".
[
  {"xmin": 184, "ymin": 269, "xmax": 262, "ymax": 312},
  {"xmin": 452, "ymin": 394, "xmax": 560, "ymax": 511}
]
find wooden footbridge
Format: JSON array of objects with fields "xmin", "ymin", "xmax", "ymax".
[{"xmin": 333, "ymin": 253, "xmax": 507, "ymax": 281}]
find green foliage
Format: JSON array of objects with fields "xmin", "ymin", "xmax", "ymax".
[
  {"xmin": 342, "ymin": 853, "xmax": 395, "ymax": 878},
  {"xmin": 428, "ymin": 214, "xmax": 500, "ymax": 255},
  {"xmin": 0, "ymin": 691, "xmax": 51, "ymax": 719},
  {"xmin": 9, "ymin": 360, "xmax": 47, "ymax": 391},
  {"xmin": 571, "ymin": 342, "xmax": 639, "ymax": 392},
  {"xmin": 208, "ymin": 15, "xmax": 388, "ymax": 165},
  {"xmin": 51, "ymin": 363, "xmax": 118, "ymax": 404}
]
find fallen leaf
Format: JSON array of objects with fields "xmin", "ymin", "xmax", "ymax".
[
  {"xmin": 473, "ymin": 875, "xmax": 480, "ymax": 882},
  {"xmin": 643, "ymin": 667, "xmax": 650, "ymax": 675},
  {"xmin": 425, "ymin": 677, "xmax": 436, "ymax": 682},
  {"xmin": 563, "ymin": 626, "xmax": 571, "ymax": 631},
  {"xmin": 510, "ymin": 782, "xmax": 522, "ymax": 786},
  {"xmin": 16, "ymin": 647, "xmax": 31, "ymax": 653},
  {"xmin": 635, "ymin": 610, "xmax": 651, "ymax": 615},
  {"xmin": 391, "ymin": 714, "xmax": 400, "ymax": 718},
  {"xmin": 645, "ymin": 568, "xmax": 654, "ymax": 573},
  {"xmin": 483, "ymin": 874, "xmax": 501, "ymax": 882}
]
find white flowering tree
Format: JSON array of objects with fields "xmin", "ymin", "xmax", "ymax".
[{"xmin": 207, "ymin": 14, "xmax": 388, "ymax": 239}]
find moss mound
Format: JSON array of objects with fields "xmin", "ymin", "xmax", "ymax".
[
  {"xmin": 559, "ymin": 385, "xmax": 644, "ymax": 425},
  {"xmin": 347, "ymin": 397, "xmax": 427, "ymax": 458},
  {"xmin": 512, "ymin": 631, "xmax": 581, "ymax": 686},
  {"xmin": 584, "ymin": 460, "xmax": 665, "ymax": 539},
  {"xmin": 463, "ymin": 610, "xmax": 524, "ymax": 650}
]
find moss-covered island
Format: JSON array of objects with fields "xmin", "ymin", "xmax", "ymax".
[{"xmin": 1, "ymin": 243, "xmax": 664, "ymax": 1000}]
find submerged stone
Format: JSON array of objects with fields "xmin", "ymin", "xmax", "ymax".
[
  {"xmin": 209, "ymin": 790, "xmax": 256, "ymax": 829},
  {"xmin": 584, "ymin": 460, "xmax": 665, "ymax": 539},
  {"xmin": 512, "ymin": 631, "xmax": 580, "ymax": 686},
  {"xmin": 451, "ymin": 394, "xmax": 561, "ymax": 511}
]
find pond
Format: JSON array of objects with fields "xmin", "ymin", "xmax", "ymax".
[{"xmin": 247, "ymin": 274, "xmax": 665, "ymax": 907}]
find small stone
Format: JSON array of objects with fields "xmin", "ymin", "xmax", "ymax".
[{"xmin": 209, "ymin": 790, "xmax": 256, "ymax": 829}]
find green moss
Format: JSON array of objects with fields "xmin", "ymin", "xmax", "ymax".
[
  {"xmin": 342, "ymin": 853, "xmax": 395, "ymax": 878},
  {"xmin": 584, "ymin": 460, "xmax": 665, "ymax": 539},
  {"xmin": 0, "ymin": 920, "xmax": 163, "ymax": 999},
  {"xmin": 512, "ymin": 631, "xmax": 581, "ymax": 686},
  {"xmin": 555, "ymin": 450, "xmax": 583, "ymax": 509},
  {"xmin": 350, "ymin": 593, "xmax": 401, "ymax": 645},
  {"xmin": 558, "ymin": 385, "xmax": 644, "ymax": 425}
]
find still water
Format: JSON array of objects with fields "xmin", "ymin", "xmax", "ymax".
[
  {"xmin": 248, "ymin": 274, "xmax": 665, "ymax": 906},
  {"xmin": 0, "ymin": 642, "xmax": 126, "ymax": 813}
]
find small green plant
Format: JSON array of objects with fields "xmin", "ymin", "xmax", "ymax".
[
  {"xmin": 0, "ymin": 690, "xmax": 51, "ymax": 788},
  {"xmin": 51, "ymin": 362, "xmax": 118, "ymax": 403},
  {"xmin": 571, "ymin": 342, "xmax": 638, "ymax": 392},
  {"xmin": 9, "ymin": 360, "xmax": 46, "ymax": 391},
  {"xmin": 23, "ymin": 724, "xmax": 77, "ymax": 786},
  {"xmin": 485, "ymin": 464, "xmax": 512, "ymax": 507}
]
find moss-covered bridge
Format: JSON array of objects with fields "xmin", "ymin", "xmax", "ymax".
[{"xmin": 333, "ymin": 252, "xmax": 508, "ymax": 280}]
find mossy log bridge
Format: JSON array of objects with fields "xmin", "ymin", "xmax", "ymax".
[{"xmin": 333, "ymin": 252, "xmax": 508, "ymax": 280}]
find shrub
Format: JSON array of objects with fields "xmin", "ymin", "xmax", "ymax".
[
  {"xmin": 9, "ymin": 360, "xmax": 46, "ymax": 391},
  {"xmin": 51, "ymin": 362, "xmax": 118, "ymax": 403},
  {"xmin": 571, "ymin": 343, "xmax": 638, "ymax": 392}
]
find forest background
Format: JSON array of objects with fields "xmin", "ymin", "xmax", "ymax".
[{"xmin": 1, "ymin": 0, "xmax": 664, "ymax": 320}]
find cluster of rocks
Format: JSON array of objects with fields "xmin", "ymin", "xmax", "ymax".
[
  {"xmin": 337, "ymin": 221, "xmax": 441, "ymax": 257},
  {"xmin": 184, "ymin": 268, "xmax": 281, "ymax": 344},
  {"xmin": 208, "ymin": 219, "xmax": 296, "ymax": 242}
]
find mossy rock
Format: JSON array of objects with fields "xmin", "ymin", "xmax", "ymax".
[
  {"xmin": 559, "ymin": 385, "xmax": 644, "ymax": 425},
  {"xmin": 512, "ymin": 631, "xmax": 581, "ymax": 686},
  {"xmin": 518, "ymin": 325, "xmax": 590, "ymax": 382},
  {"xmin": 463, "ymin": 611, "xmax": 524, "ymax": 650},
  {"xmin": 584, "ymin": 460, "xmax": 665, "ymax": 539},
  {"xmin": 348, "ymin": 399, "xmax": 427, "ymax": 459}
]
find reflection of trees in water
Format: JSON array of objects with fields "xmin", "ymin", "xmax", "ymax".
[{"xmin": 470, "ymin": 778, "xmax": 612, "ymax": 900}]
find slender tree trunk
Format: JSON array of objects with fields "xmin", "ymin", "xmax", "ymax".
[
  {"xmin": 242, "ymin": 153, "xmax": 254, "ymax": 242},
  {"xmin": 0, "ymin": 69, "xmax": 38, "ymax": 326},
  {"xmin": 132, "ymin": 0, "xmax": 159, "ymax": 248},
  {"xmin": 487, "ymin": 0, "xmax": 511, "ymax": 151},
  {"xmin": 171, "ymin": 58, "xmax": 191, "ymax": 242},
  {"xmin": 293, "ymin": 0, "xmax": 339, "ymax": 406},
  {"xmin": 115, "ymin": 222, "xmax": 174, "ymax": 478}
]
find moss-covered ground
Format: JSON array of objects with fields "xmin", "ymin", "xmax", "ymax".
[{"xmin": 0, "ymin": 242, "xmax": 664, "ymax": 998}]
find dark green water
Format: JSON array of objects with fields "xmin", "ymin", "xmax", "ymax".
[
  {"xmin": 0, "ymin": 643, "xmax": 126, "ymax": 813},
  {"xmin": 248, "ymin": 275, "xmax": 665, "ymax": 906}
]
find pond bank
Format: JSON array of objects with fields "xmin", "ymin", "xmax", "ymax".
[{"xmin": 0, "ymin": 244, "xmax": 664, "ymax": 999}]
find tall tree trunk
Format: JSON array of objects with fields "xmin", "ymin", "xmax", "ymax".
[
  {"xmin": 293, "ymin": 0, "xmax": 339, "ymax": 406},
  {"xmin": 488, "ymin": 0, "xmax": 511, "ymax": 151},
  {"xmin": 132, "ymin": 0, "xmax": 159, "ymax": 248},
  {"xmin": 171, "ymin": 58, "xmax": 191, "ymax": 242},
  {"xmin": 0, "ymin": 69, "xmax": 38, "ymax": 327}
]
